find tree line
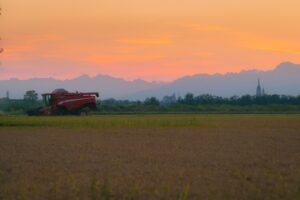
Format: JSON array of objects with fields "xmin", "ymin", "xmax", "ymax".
[
  {"xmin": 98, "ymin": 93, "xmax": 300, "ymax": 113},
  {"xmin": 1, "ymin": 91, "xmax": 300, "ymax": 114},
  {"xmin": 101, "ymin": 93, "xmax": 300, "ymax": 106}
]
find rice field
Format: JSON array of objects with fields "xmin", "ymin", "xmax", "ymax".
[{"xmin": 0, "ymin": 114, "xmax": 299, "ymax": 199}]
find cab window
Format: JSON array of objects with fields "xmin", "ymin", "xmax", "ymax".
[{"xmin": 43, "ymin": 95, "xmax": 53, "ymax": 106}]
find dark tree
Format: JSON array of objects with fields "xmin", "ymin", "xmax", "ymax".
[
  {"xmin": 24, "ymin": 90, "xmax": 38, "ymax": 101},
  {"xmin": 144, "ymin": 97, "xmax": 160, "ymax": 106},
  {"xmin": 183, "ymin": 93, "xmax": 195, "ymax": 105}
]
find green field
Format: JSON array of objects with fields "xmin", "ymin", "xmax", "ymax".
[
  {"xmin": 0, "ymin": 115, "xmax": 300, "ymax": 199},
  {"xmin": 1, "ymin": 114, "xmax": 300, "ymax": 129}
]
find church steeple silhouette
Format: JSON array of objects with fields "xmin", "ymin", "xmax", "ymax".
[{"xmin": 256, "ymin": 78, "xmax": 262, "ymax": 96}]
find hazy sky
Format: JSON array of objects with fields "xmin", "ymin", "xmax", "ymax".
[{"xmin": 1, "ymin": 0, "xmax": 300, "ymax": 81}]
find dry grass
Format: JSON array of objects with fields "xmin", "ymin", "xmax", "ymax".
[{"xmin": 0, "ymin": 115, "xmax": 300, "ymax": 199}]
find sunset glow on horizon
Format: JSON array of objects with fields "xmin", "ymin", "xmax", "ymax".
[{"xmin": 1, "ymin": 0, "xmax": 300, "ymax": 81}]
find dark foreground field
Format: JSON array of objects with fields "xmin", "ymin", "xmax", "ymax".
[{"xmin": 0, "ymin": 115, "xmax": 299, "ymax": 199}]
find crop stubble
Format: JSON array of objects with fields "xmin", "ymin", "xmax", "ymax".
[{"xmin": 0, "ymin": 115, "xmax": 299, "ymax": 199}]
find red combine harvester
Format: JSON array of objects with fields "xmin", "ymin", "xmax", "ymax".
[{"xmin": 27, "ymin": 89, "xmax": 99, "ymax": 116}]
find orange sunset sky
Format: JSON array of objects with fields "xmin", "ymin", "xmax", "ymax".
[{"xmin": 1, "ymin": 0, "xmax": 300, "ymax": 81}]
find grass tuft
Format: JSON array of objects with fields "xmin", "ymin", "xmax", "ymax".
[{"xmin": 91, "ymin": 179, "xmax": 112, "ymax": 200}]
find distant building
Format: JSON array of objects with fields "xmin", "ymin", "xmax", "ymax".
[
  {"xmin": 262, "ymin": 88, "xmax": 266, "ymax": 96},
  {"xmin": 162, "ymin": 93, "xmax": 177, "ymax": 104},
  {"xmin": 256, "ymin": 79, "xmax": 262, "ymax": 96},
  {"xmin": 6, "ymin": 90, "xmax": 10, "ymax": 99},
  {"xmin": 256, "ymin": 78, "xmax": 266, "ymax": 96}
]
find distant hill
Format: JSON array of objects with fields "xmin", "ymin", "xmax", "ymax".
[
  {"xmin": 123, "ymin": 62, "xmax": 300, "ymax": 100},
  {"xmin": 1, "ymin": 62, "xmax": 300, "ymax": 100},
  {"xmin": 0, "ymin": 74, "xmax": 164, "ymax": 99}
]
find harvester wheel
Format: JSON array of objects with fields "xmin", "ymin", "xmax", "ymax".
[
  {"xmin": 79, "ymin": 107, "xmax": 91, "ymax": 116},
  {"xmin": 27, "ymin": 107, "xmax": 43, "ymax": 116},
  {"xmin": 55, "ymin": 107, "xmax": 68, "ymax": 115}
]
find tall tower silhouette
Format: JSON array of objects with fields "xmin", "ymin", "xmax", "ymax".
[{"xmin": 256, "ymin": 78, "xmax": 262, "ymax": 97}]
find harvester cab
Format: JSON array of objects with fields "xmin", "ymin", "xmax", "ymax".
[{"xmin": 43, "ymin": 93, "xmax": 54, "ymax": 106}]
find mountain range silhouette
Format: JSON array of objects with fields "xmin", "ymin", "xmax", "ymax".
[{"xmin": 1, "ymin": 62, "xmax": 300, "ymax": 100}]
